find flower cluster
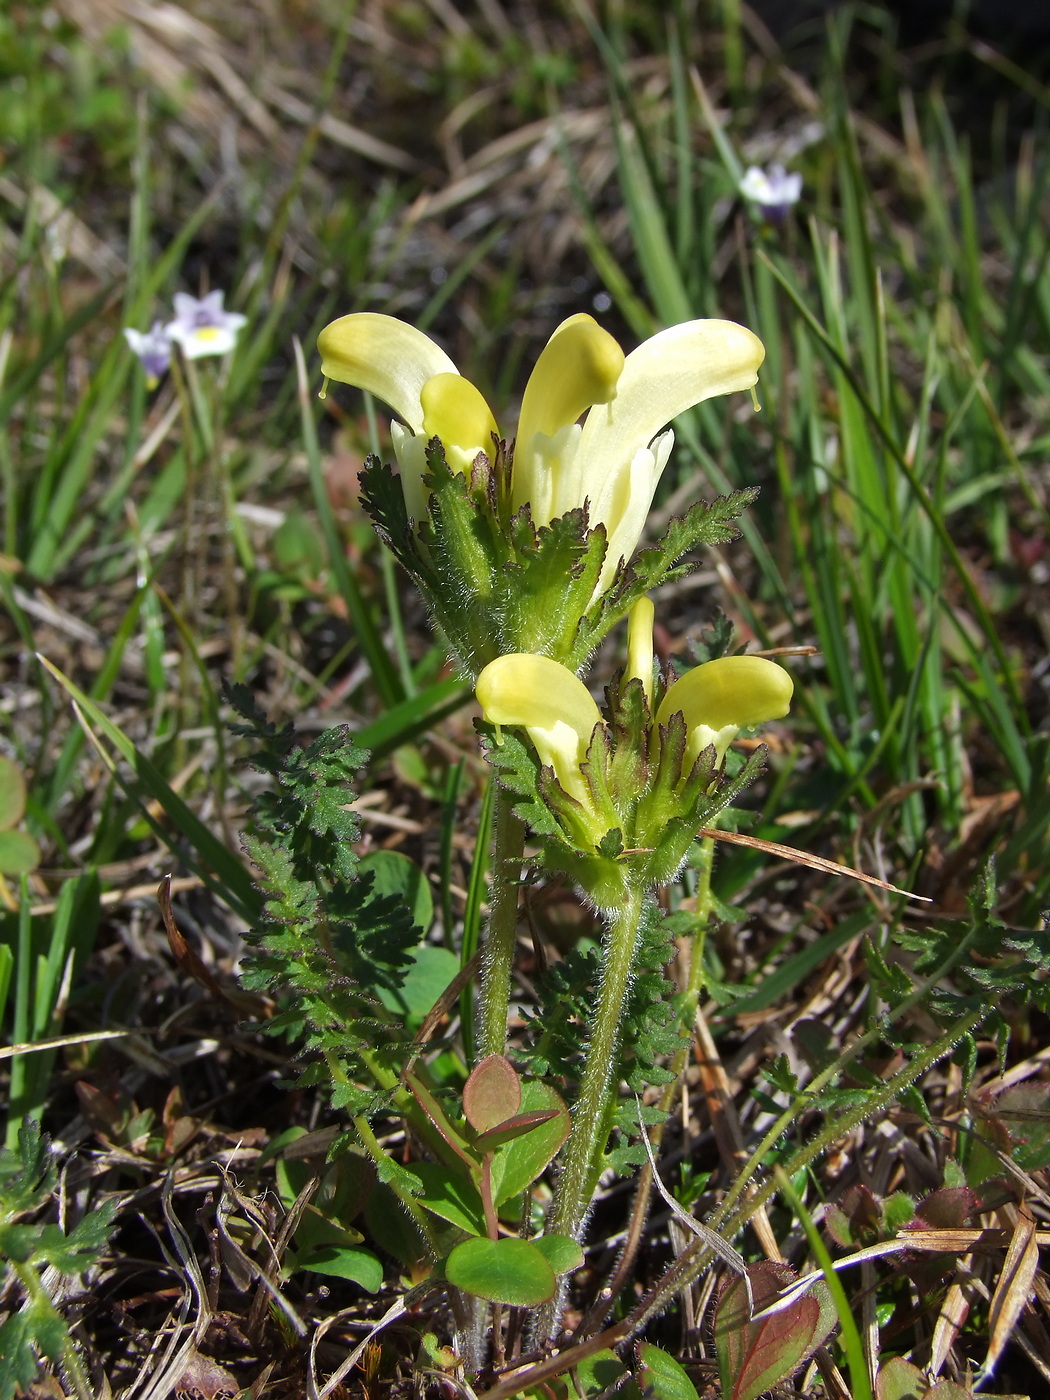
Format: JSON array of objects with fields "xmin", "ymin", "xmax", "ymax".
[
  {"xmin": 318, "ymin": 312, "xmax": 762, "ymax": 594},
  {"xmin": 124, "ymin": 291, "xmax": 247, "ymax": 387},
  {"xmin": 315, "ymin": 307, "xmax": 793, "ymax": 894},
  {"xmin": 316, "ymin": 311, "xmax": 765, "ymax": 675},
  {"xmin": 475, "ymin": 598, "xmax": 793, "ymax": 905}
]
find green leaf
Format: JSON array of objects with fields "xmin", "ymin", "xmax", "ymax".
[
  {"xmin": 360, "ymin": 850, "xmax": 434, "ymax": 934},
  {"xmin": 0, "ymin": 758, "xmax": 26, "ymax": 829},
  {"xmin": 637, "ymin": 1344, "xmax": 701, "ymax": 1400},
  {"xmin": 0, "ymin": 1309, "xmax": 55, "ymax": 1400},
  {"xmin": 489, "ymin": 1079, "xmax": 570, "ymax": 1205},
  {"xmin": 572, "ymin": 1350, "xmax": 643, "ymax": 1400},
  {"xmin": 412, "ymin": 1161, "xmax": 487, "ymax": 1236},
  {"xmin": 298, "ymin": 1244, "xmax": 384, "ymax": 1291},
  {"xmin": 531, "ymin": 1233, "xmax": 584, "ymax": 1277},
  {"xmin": 445, "ymin": 1236, "xmax": 556, "ymax": 1306},
  {"xmin": 0, "ymin": 830, "xmax": 40, "ymax": 875},
  {"xmin": 363, "ymin": 1183, "xmax": 429, "ymax": 1268},
  {"xmin": 875, "ymin": 1357, "xmax": 926, "ymax": 1400},
  {"xmin": 376, "ymin": 943, "xmax": 459, "ymax": 1025},
  {"xmin": 0, "ymin": 1122, "xmax": 53, "ymax": 1215}
]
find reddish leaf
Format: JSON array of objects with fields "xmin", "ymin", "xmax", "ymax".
[
  {"xmin": 473, "ymin": 1109, "xmax": 560, "ymax": 1155},
  {"xmin": 463, "ymin": 1054, "xmax": 521, "ymax": 1134},
  {"xmin": 712, "ymin": 1262, "xmax": 823, "ymax": 1400},
  {"xmin": 826, "ymin": 1183, "xmax": 884, "ymax": 1249},
  {"xmin": 913, "ymin": 1187, "xmax": 979, "ymax": 1230},
  {"xmin": 875, "ymin": 1357, "xmax": 926, "ymax": 1400}
]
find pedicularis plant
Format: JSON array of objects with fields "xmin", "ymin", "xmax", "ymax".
[{"xmin": 287, "ymin": 310, "xmax": 794, "ymax": 1362}]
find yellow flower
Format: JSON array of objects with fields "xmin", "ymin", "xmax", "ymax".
[
  {"xmin": 476, "ymin": 600, "xmax": 792, "ymax": 809},
  {"xmin": 475, "ymin": 653, "xmax": 601, "ymax": 807},
  {"xmin": 317, "ymin": 312, "xmax": 764, "ymax": 590},
  {"xmin": 656, "ymin": 653, "xmax": 794, "ymax": 766}
]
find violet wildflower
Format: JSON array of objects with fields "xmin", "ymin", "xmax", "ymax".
[
  {"xmin": 123, "ymin": 321, "xmax": 173, "ymax": 388},
  {"xmin": 166, "ymin": 291, "xmax": 247, "ymax": 360},
  {"xmin": 739, "ymin": 163, "xmax": 802, "ymax": 223}
]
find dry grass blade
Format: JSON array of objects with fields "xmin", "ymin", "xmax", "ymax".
[
  {"xmin": 634, "ymin": 1093, "xmax": 756, "ymax": 1318},
  {"xmin": 693, "ymin": 1009, "xmax": 784, "ymax": 1265},
  {"xmin": 695, "ymin": 827, "xmax": 932, "ymax": 901},
  {"xmin": 0, "ymin": 1028, "xmax": 132, "ymax": 1062},
  {"xmin": 929, "ymin": 1272, "xmax": 973, "ymax": 1377},
  {"xmin": 981, "ymin": 1208, "xmax": 1040, "ymax": 1382},
  {"xmin": 127, "ymin": 1174, "xmax": 215, "ymax": 1400},
  {"xmin": 308, "ymin": 1283, "xmax": 441, "ymax": 1400}
]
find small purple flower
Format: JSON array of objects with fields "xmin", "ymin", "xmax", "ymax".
[
  {"xmin": 739, "ymin": 164, "xmax": 803, "ymax": 224},
  {"xmin": 166, "ymin": 291, "xmax": 248, "ymax": 360},
  {"xmin": 124, "ymin": 321, "xmax": 173, "ymax": 387}
]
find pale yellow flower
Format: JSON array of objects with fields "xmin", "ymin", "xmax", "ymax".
[
  {"xmin": 317, "ymin": 312, "xmax": 764, "ymax": 591},
  {"xmin": 476, "ymin": 600, "xmax": 793, "ymax": 808}
]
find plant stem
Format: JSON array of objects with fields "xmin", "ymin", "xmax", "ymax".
[
  {"xmin": 490, "ymin": 999, "xmax": 989, "ymax": 1400},
  {"xmin": 477, "ymin": 786, "xmax": 525, "ymax": 1060},
  {"xmin": 575, "ymin": 837, "xmax": 716, "ymax": 1335},
  {"xmin": 546, "ymin": 881, "xmax": 646, "ymax": 1245}
]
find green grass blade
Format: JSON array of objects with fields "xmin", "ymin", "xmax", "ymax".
[{"xmin": 37, "ymin": 655, "xmax": 260, "ymax": 922}]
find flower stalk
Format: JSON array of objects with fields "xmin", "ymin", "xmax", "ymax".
[{"xmin": 545, "ymin": 879, "xmax": 648, "ymax": 1246}]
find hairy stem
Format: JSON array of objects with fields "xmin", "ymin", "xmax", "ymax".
[
  {"xmin": 547, "ymin": 882, "xmax": 646, "ymax": 1245},
  {"xmin": 576, "ymin": 837, "xmax": 716, "ymax": 1336},
  {"xmin": 477, "ymin": 786, "xmax": 526, "ymax": 1060}
]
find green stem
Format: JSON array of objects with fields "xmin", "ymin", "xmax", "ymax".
[
  {"xmin": 352, "ymin": 1112, "xmax": 436, "ymax": 1251},
  {"xmin": 477, "ymin": 786, "xmax": 525, "ymax": 1060},
  {"xmin": 574, "ymin": 842, "xmax": 716, "ymax": 1337},
  {"xmin": 711, "ymin": 914, "xmax": 985, "ymax": 1233},
  {"xmin": 634, "ymin": 999, "xmax": 989, "ymax": 1330},
  {"xmin": 12, "ymin": 1260, "xmax": 92, "ymax": 1400},
  {"xmin": 547, "ymin": 881, "xmax": 646, "ymax": 1245}
]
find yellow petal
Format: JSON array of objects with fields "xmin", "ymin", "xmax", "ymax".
[
  {"xmin": 317, "ymin": 313, "xmax": 457, "ymax": 430},
  {"xmin": 512, "ymin": 315, "xmax": 624, "ymax": 516},
  {"xmin": 657, "ymin": 654, "xmax": 792, "ymax": 767},
  {"xmin": 580, "ymin": 320, "xmax": 764, "ymax": 474},
  {"xmin": 578, "ymin": 320, "xmax": 764, "ymax": 580},
  {"xmin": 476, "ymin": 653, "xmax": 602, "ymax": 803},
  {"xmin": 626, "ymin": 596, "xmax": 655, "ymax": 710},
  {"xmin": 421, "ymin": 372, "xmax": 499, "ymax": 459}
]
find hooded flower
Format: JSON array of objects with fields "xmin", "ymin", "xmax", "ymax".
[
  {"xmin": 166, "ymin": 291, "xmax": 248, "ymax": 361},
  {"xmin": 475, "ymin": 652, "xmax": 602, "ymax": 808},
  {"xmin": 477, "ymin": 601, "xmax": 792, "ymax": 814},
  {"xmin": 317, "ymin": 311, "xmax": 764, "ymax": 591}
]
